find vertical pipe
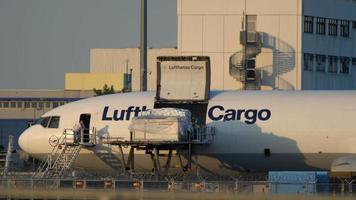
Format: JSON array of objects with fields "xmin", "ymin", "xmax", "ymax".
[
  {"xmin": 244, "ymin": 14, "xmax": 248, "ymax": 90},
  {"xmin": 140, "ymin": 0, "xmax": 147, "ymax": 91}
]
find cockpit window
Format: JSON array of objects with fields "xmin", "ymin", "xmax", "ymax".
[
  {"xmin": 41, "ymin": 117, "xmax": 50, "ymax": 127},
  {"xmin": 48, "ymin": 116, "xmax": 60, "ymax": 128},
  {"xmin": 35, "ymin": 117, "xmax": 50, "ymax": 128}
]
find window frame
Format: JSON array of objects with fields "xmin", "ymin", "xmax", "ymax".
[
  {"xmin": 315, "ymin": 55, "xmax": 326, "ymax": 72},
  {"xmin": 53, "ymin": 102, "xmax": 59, "ymax": 108},
  {"xmin": 316, "ymin": 17, "xmax": 326, "ymax": 35},
  {"xmin": 340, "ymin": 57, "xmax": 350, "ymax": 74},
  {"xmin": 304, "ymin": 16, "xmax": 314, "ymax": 34},
  {"xmin": 17, "ymin": 101, "xmax": 23, "ymax": 108},
  {"xmin": 25, "ymin": 102, "xmax": 31, "ymax": 108},
  {"xmin": 328, "ymin": 19, "xmax": 338, "ymax": 36},
  {"xmin": 48, "ymin": 116, "xmax": 60, "ymax": 129},
  {"xmin": 352, "ymin": 58, "xmax": 356, "ymax": 66},
  {"xmin": 31, "ymin": 101, "xmax": 37, "ymax": 108},
  {"xmin": 38, "ymin": 102, "xmax": 44, "ymax": 109},
  {"xmin": 304, "ymin": 53, "xmax": 314, "ymax": 71},
  {"xmin": 3, "ymin": 101, "xmax": 9, "ymax": 108},
  {"xmin": 10, "ymin": 101, "xmax": 16, "ymax": 108},
  {"xmin": 36, "ymin": 117, "xmax": 51, "ymax": 128},
  {"xmin": 328, "ymin": 55, "xmax": 338, "ymax": 73},
  {"xmin": 340, "ymin": 20, "xmax": 350, "ymax": 37}
]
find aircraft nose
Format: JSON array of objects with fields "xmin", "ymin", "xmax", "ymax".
[{"xmin": 18, "ymin": 128, "xmax": 32, "ymax": 153}]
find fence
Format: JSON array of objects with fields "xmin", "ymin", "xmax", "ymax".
[{"xmin": 1, "ymin": 178, "xmax": 356, "ymax": 195}]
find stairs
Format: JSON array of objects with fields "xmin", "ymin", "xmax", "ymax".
[
  {"xmin": 97, "ymin": 150, "xmax": 124, "ymax": 172},
  {"xmin": 33, "ymin": 128, "xmax": 96, "ymax": 179},
  {"xmin": 229, "ymin": 15, "xmax": 263, "ymax": 90},
  {"xmin": 39, "ymin": 145, "xmax": 82, "ymax": 178},
  {"xmin": 0, "ymin": 151, "xmax": 6, "ymax": 173},
  {"xmin": 1, "ymin": 135, "xmax": 13, "ymax": 176}
]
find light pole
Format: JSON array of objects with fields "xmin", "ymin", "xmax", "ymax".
[{"xmin": 140, "ymin": 0, "xmax": 147, "ymax": 91}]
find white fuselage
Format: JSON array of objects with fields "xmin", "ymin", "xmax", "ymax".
[{"xmin": 18, "ymin": 91, "xmax": 356, "ymax": 176}]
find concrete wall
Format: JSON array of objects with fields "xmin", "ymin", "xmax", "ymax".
[
  {"xmin": 90, "ymin": 48, "xmax": 177, "ymax": 91},
  {"xmin": 65, "ymin": 73, "xmax": 124, "ymax": 91},
  {"xmin": 177, "ymin": 0, "xmax": 303, "ymax": 90},
  {"xmin": 302, "ymin": 0, "xmax": 356, "ymax": 89}
]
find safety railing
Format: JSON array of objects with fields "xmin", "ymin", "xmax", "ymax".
[
  {"xmin": 1, "ymin": 178, "xmax": 356, "ymax": 195},
  {"xmin": 191, "ymin": 126, "xmax": 215, "ymax": 144},
  {"xmin": 63, "ymin": 127, "xmax": 97, "ymax": 146}
]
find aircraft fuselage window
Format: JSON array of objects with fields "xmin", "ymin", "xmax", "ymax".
[{"xmin": 48, "ymin": 116, "xmax": 60, "ymax": 128}]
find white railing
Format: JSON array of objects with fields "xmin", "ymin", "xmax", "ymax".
[{"xmin": 192, "ymin": 126, "xmax": 215, "ymax": 143}]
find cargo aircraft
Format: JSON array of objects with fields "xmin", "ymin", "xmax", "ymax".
[{"xmin": 18, "ymin": 91, "xmax": 356, "ymax": 176}]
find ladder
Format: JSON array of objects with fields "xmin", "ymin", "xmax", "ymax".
[{"xmin": 33, "ymin": 128, "xmax": 96, "ymax": 179}]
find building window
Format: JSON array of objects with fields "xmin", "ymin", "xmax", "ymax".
[
  {"xmin": 315, "ymin": 55, "xmax": 326, "ymax": 72},
  {"xmin": 17, "ymin": 101, "xmax": 23, "ymax": 108},
  {"xmin": 25, "ymin": 102, "xmax": 31, "ymax": 108},
  {"xmin": 53, "ymin": 102, "xmax": 59, "ymax": 108},
  {"xmin": 304, "ymin": 16, "xmax": 314, "ymax": 33},
  {"xmin": 31, "ymin": 102, "xmax": 37, "ymax": 108},
  {"xmin": 352, "ymin": 21, "xmax": 356, "ymax": 29},
  {"xmin": 340, "ymin": 20, "xmax": 350, "ymax": 37},
  {"xmin": 60, "ymin": 102, "xmax": 65, "ymax": 106},
  {"xmin": 10, "ymin": 102, "xmax": 16, "ymax": 108},
  {"xmin": 38, "ymin": 102, "xmax": 44, "ymax": 109},
  {"xmin": 316, "ymin": 17, "xmax": 326, "ymax": 35},
  {"xmin": 352, "ymin": 58, "xmax": 356, "ymax": 67},
  {"xmin": 328, "ymin": 56, "xmax": 338, "ymax": 73},
  {"xmin": 46, "ymin": 102, "xmax": 51, "ymax": 108},
  {"xmin": 0, "ymin": 102, "xmax": 2, "ymax": 108},
  {"xmin": 328, "ymin": 19, "xmax": 338, "ymax": 36},
  {"xmin": 304, "ymin": 53, "xmax": 314, "ymax": 71},
  {"xmin": 340, "ymin": 57, "xmax": 350, "ymax": 74},
  {"xmin": 3, "ymin": 101, "xmax": 9, "ymax": 108}
]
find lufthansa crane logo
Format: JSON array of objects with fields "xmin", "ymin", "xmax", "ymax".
[{"xmin": 49, "ymin": 135, "xmax": 59, "ymax": 147}]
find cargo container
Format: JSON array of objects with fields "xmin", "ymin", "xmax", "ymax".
[
  {"xmin": 156, "ymin": 56, "xmax": 210, "ymax": 102},
  {"xmin": 268, "ymin": 171, "xmax": 329, "ymax": 194}
]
